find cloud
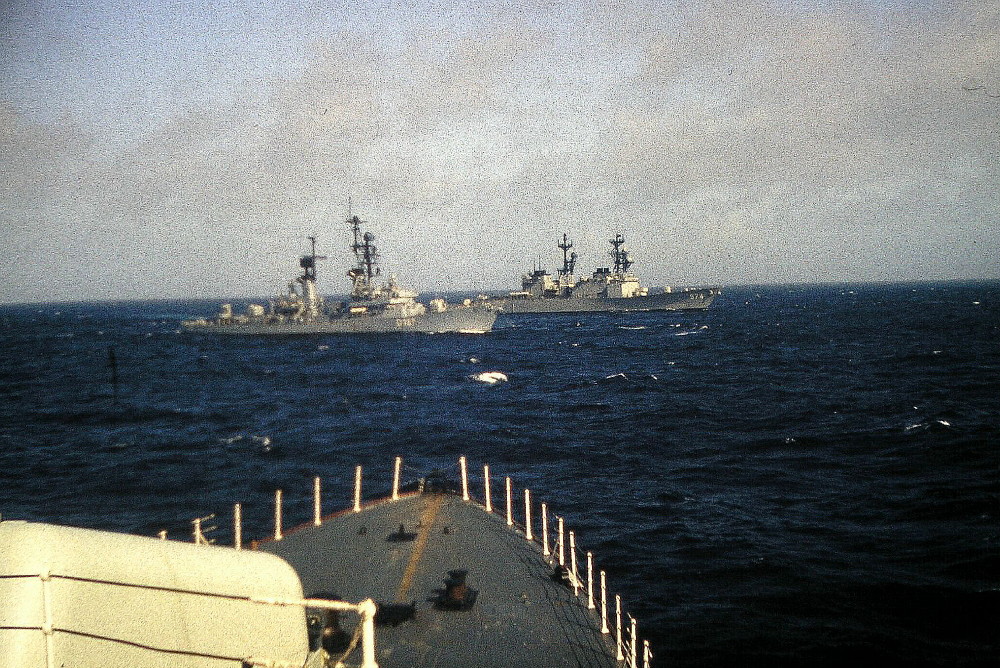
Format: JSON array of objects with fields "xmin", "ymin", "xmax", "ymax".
[{"xmin": 1, "ymin": 0, "xmax": 998, "ymax": 303}]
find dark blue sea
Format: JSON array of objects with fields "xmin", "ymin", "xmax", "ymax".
[{"xmin": 2, "ymin": 282, "xmax": 998, "ymax": 667}]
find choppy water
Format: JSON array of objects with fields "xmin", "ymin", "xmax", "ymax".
[{"xmin": 1, "ymin": 282, "xmax": 998, "ymax": 667}]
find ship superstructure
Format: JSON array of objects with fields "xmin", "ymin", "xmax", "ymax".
[
  {"xmin": 183, "ymin": 215, "xmax": 497, "ymax": 334},
  {"xmin": 490, "ymin": 233, "xmax": 720, "ymax": 313}
]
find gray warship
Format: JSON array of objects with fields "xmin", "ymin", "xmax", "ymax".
[
  {"xmin": 1, "ymin": 456, "xmax": 650, "ymax": 667},
  {"xmin": 489, "ymin": 233, "xmax": 720, "ymax": 314},
  {"xmin": 183, "ymin": 215, "xmax": 497, "ymax": 335}
]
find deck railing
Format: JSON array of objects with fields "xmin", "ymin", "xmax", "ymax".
[{"xmin": 166, "ymin": 455, "xmax": 651, "ymax": 668}]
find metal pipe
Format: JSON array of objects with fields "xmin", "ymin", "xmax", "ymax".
[
  {"xmin": 234, "ymin": 503, "xmax": 242, "ymax": 550},
  {"xmin": 524, "ymin": 488, "xmax": 533, "ymax": 540},
  {"xmin": 616, "ymin": 595, "xmax": 624, "ymax": 661},
  {"xmin": 557, "ymin": 516, "xmax": 565, "ymax": 567},
  {"xmin": 505, "ymin": 476, "xmax": 513, "ymax": 526},
  {"xmin": 630, "ymin": 616, "xmax": 638, "ymax": 668},
  {"xmin": 354, "ymin": 465, "xmax": 362, "ymax": 512},
  {"xmin": 587, "ymin": 552, "xmax": 595, "ymax": 609},
  {"xmin": 460, "ymin": 456, "xmax": 469, "ymax": 501},
  {"xmin": 274, "ymin": 489, "xmax": 283, "ymax": 541},
  {"xmin": 541, "ymin": 503, "xmax": 550, "ymax": 556},
  {"xmin": 600, "ymin": 570, "xmax": 609, "ymax": 633},
  {"xmin": 392, "ymin": 456, "xmax": 402, "ymax": 501},
  {"xmin": 313, "ymin": 476, "xmax": 322, "ymax": 526},
  {"xmin": 570, "ymin": 531, "xmax": 579, "ymax": 594},
  {"xmin": 358, "ymin": 598, "xmax": 379, "ymax": 668},
  {"xmin": 483, "ymin": 464, "xmax": 492, "ymax": 512}
]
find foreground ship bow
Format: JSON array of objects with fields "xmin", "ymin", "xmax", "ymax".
[
  {"xmin": 1, "ymin": 457, "xmax": 649, "ymax": 667},
  {"xmin": 489, "ymin": 233, "xmax": 720, "ymax": 314},
  {"xmin": 183, "ymin": 216, "xmax": 497, "ymax": 334}
]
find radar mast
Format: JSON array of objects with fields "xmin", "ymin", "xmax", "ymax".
[{"xmin": 557, "ymin": 233, "xmax": 577, "ymax": 278}]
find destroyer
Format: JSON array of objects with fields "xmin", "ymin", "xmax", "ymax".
[
  {"xmin": 183, "ymin": 215, "xmax": 497, "ymax": 334},
  {"xmin": 489, "ymin": 233, "xmax": 720, "ymax": 313}
]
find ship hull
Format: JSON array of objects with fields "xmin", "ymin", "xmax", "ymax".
[
  {"xmin": 182, "ymin": 305, "xmax": 497, "ymax": 335},
  {"xmin": 491, "ymin": 287, "xmax": 720, "ymax": 314}
]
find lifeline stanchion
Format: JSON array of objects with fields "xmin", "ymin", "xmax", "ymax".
[
  {"xmin": 570, "ymin": 531, "xmax": 579, "ymax": 594},
  {"xmin": 557, "ymin": 517, "xmax": 566, "ymax": 567},
  {"xmin": 505, "ymin": 476, "xmax": 513, "ymax": 526},
  {"xmin": 460, "ymin": 456, "xmax": 469, "ymax": 501},
  {"xmin": 392, "ymin": 456, "xmax": 402, "ymax": 501},
  {"xmin": 313, "ymin": 476, "xmax": 322, "ymax": 526},
  {"xmin": 630, "ymin": 616, "xmax": 638, "ymax": 668},
  {"xmin": 483, "ymin": 464, "xmax": 492, "ymax": 512},
  {"xmin": 353, "ymin": 465, "xmax": 362, "ymax": 512},
  {"xmin": 274, "ymin": 489, "xmax": 283, "ymax": 541},
  {"xmin": 643, "ymin": 640, "xmax": 652, "ymax": 668},
  {"xmin": 600, "ymin": 570, "xmax": 609, "ymax": 633},
  {"xmin": 233, "ymin": 503, "xmax": 242, "ymax": 550},
  {"xmin": 587, "ymin": 552, "xmax": 595, "ymax": 609},
  {"xmin": 541, "ymin": 502, "xmax": 550, "ymax": 556},
  {"xmin": 616, "ymin": 595, "xmax": 624, "ymax": 661},
  {"xmin": 524, "ymin": 488, "xmax": 533, "ymax": 540}
]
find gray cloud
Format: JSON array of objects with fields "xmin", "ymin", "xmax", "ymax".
[{"xmin": 1, "ymin": 0, "xmax": 998, "ymax": 303}]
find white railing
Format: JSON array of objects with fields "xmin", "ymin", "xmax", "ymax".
[
  {"xmin": 169, "ymin": 455, "xmax": 650, "ymax": 667},
  {"xmin": 247, "ymin": 597, "xmax": 378, "ymax": 668}
]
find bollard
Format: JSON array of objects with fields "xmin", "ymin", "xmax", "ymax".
[
  {"xmin": 587, "ymin": 552, "xmax": 595, "ymax": 609},
  {"xmin": 274, "ymin": 489, "xmax": 283, "ymax": 541},
  {"xmin": 158, "ymin": 530, "xmax": 167, "ymax": 541},
  {"xmin": 570, "ymin": 531, "xmax": 579, "ymax": 594},
  {"xmin": 353, "ymin": 465, "xmax": 362, "ymax": 512},
  {"xmin": 600, "ymin": 570, "xmax": 609, "ymax": 633},
  {"xmin": 233, "ymin": 503, "xmax": 242, "ymax": 550},
  {"xmin": 392, "ymin": 456, "xmax": 402, "ymax": 501},
  {"xmin": 505, "ymin": 477, "xmax": 513, "ymax": 526},
  {"xmin": 313, "ymin": 476, "xmax": 322, "ymax": 526},
  {"xmin": 616, "ymin": 595, "xmax": 624, "ymax": 661},
  {"xmin": 541, "ymin": 503, "xmax": 550, "ymax": 556},
  {"xmin": 483, "ymin": 464, "xmax": 492, "ymax": 512},
  {"xmin": 524, "ymin": 489, "xmax": 533, "ymax": 540}
]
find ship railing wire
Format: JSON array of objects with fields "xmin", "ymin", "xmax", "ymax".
[{"xmin": 169, "ymin": 455, "xmax": 651, "ymax": 668}]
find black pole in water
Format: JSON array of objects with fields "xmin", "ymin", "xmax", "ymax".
[{"xmin": 107, "ymin": 346, "xmax": 119, "ymax": 403}]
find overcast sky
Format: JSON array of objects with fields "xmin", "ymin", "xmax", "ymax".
[{"xmin": 1, "ymin": 0, "xmax": 998, "ymax": 303}]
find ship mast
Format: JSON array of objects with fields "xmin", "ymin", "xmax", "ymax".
[
  {"xmin": 298, "ymin": 236, "xmax": 327, "ymax": 317},
  {"xmin": 610, "ymin": 233, "xmax": 633, "ymax": 275},
  {"xmin": 347, "ymin": 215, "xmax": 381, "ymax": 299},
  {"xmin": 556, "ymin": 233, "xmax": 577, "ymax": 278}
]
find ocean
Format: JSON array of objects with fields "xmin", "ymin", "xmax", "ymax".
[{"xmin": 1, "ymin": 281, "xmax": 997, "ymax": 667}]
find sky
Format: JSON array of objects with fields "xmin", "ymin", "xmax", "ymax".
[{"xmin": 1, "ymin": 0, "xmax": 998, "ymax": 303}]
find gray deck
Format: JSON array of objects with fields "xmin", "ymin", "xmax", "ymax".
[{"xmin": 257, "ymin": 492, "xmax": 619, "ymax": 667}]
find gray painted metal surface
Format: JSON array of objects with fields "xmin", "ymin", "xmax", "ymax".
[{"xmin": 258, "ymin": 493, "xmax": 619, "ymax": 667}]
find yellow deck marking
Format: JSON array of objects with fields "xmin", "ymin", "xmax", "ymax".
[{"xmin": 395, "ymin": 494, "xmax": 445, "ymax": 602}]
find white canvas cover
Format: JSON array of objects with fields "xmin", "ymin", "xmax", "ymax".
[{"xmin": 0, "ymin": 520, "xmax": 309, "ymax": 667}]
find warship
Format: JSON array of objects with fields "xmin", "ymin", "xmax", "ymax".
[
  {"xmin": 1, "ymin": 456, "xmax": 650, "ymax": 668},
  {"xmin": 488, "ymin": 234, "xmax": 720, "ymax": 314},
  {"xmin": 183, "ymin": 215, "xmax": 497, "ymax": 335}
]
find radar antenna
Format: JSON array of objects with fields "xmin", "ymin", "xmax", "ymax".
[
  {"xmin": 557, "ymin": 233, "xmax": 577, "ymax": 277},
  {"xmin": 347, "ymin": 214, "xmax": 381, "ymax": 298},
  {"xmin": 300, "ymin": 235, "xmax": 327, "ymax": 282},
  {"xmin": 610, "ymin": 234, "xmax": 633, "ymax": 275}
]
